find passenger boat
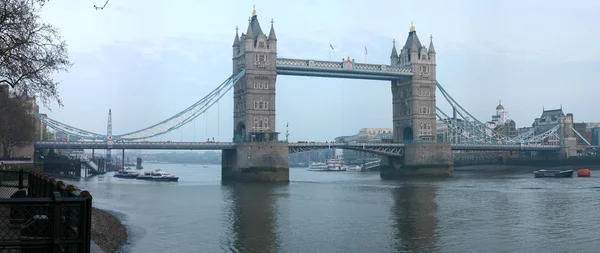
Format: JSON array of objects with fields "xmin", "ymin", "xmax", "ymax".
[
  {"xmin": 113, "ymin": 169, "xmax": 140, "ymax": 179},
  {"xmin": 346, "ymin": 165, "xmax": 363, "ymax": 172},
  {"xmin": 308, "ymin": 162, "xmax": 328, "ymax": 171},
  {"xmin": 136, "ymin": 169, "xmax": 179, "ymax": 182},
  {"xmin": 534, "ymin": 169, "xmax": 574, "ymax": 178},
  {"xmin": 326, "ymin": 158, "xmax": 346, "ymax": 171}
]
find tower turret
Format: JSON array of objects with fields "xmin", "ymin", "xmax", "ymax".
[
  {"xmin": 245, "ymin": 17, "xmax": 255, "ymax": 49},
  {"xmin": 268, "ymin": 19, "xmax": 277, "ymax": 51},
  {"xmin": 390, "ymin": 39, "xmax": 398, "ymax": 65},
  {"xmin": 409, "ymin": 23, "xmax": 419, "ymax": 63},
  {"xmin": 428, "ymin": 35, "xmax": 436, "ymax": 63},
  {"xmin": 399, "ymin": 22, "xmax": 423, "ymax": 65},
  {"xmin": 232, "ymin": 26, "xmax": 240, "ymax": 54}
]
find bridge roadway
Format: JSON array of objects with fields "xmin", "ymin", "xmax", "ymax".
[{"xmin": 34, "ymin": 141, "xmax": 562, "ymax": 156}]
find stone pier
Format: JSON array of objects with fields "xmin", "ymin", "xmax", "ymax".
[
  {"xmin": 221, "ymin": 142, "xmax": 289, "ymax": 182},
  {"xmin": 381, "ymin": 143, "xmax": 454, "ymax": 179}
]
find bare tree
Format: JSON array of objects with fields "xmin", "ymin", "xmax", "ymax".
[
  {"xmin": 0, "ymin": 95, "xmax": 35, "ymax": 157},
  {"xmin": 0, "ymin": 0, "xmax": 71, "ymax": 107}
]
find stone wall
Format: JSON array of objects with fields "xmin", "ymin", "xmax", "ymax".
[
  {"xmin": 222, "ymin": 142, "xmax": 289, "ymax": 182},
  {"xmin": 381, "ymin": 143, "xmax": 453, "ymax": 178}
]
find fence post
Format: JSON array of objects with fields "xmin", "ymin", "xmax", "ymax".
[
  {"xmin": 18, "ymin": 169, "xmax": 24, "ymax": 190},
  {"xmin": 51, "ymin": 192, "xmax": 62, "ymax": 253},
  {"xmin": 80, "ymin": 191, "xmax": 93, "ymax": 253}
]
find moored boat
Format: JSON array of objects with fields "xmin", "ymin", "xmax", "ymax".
[
  {"xmin": 136, "ymin": 169, "xmax": 179, "ymax": 182},
  {"xmin": 577, "ymin": 169, "xmax": 591, "ymax": 177},
  {"xmin": 534, "ymin": 169, "xmax": 574, "ymax": 178},
  {"xmin": 326, "ymin": 158, "xmax": 346, "ymax": 171},
  {"xmin": 114, "ymin": 169, "xmax": 140, "ymax": 179},
  {"xmin": 346, "ymin": 165, "xmax": 363, "ymax": 172},
  {"xmin": 308, "ymin": 162, "xmax": 328, "ymax": 171}
]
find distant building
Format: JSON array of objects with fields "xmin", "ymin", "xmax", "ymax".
[
  {"xmin": 336, "ymin": 128, "xmax": 391, "ymax": 164},
  {"xmin": 8, "ymin": 94, "xmax": 38, "ymax": 158},
  {"xmin": 591, "ymin": 127, "xmax": 600, "ymax": 146},
  {"xmin": 357, "ymin": 128, "xmax": 392, "ymax": 142},
  {"xmin": 495, "ymin": 119, "xmax": 518, "ymax": 138},
  {"xmin": 436, "ymin": 118, "xmax": 479, "ymax": 144},
  {"xmin": 573, "ymin": 122, "xmax": 589, "ymax": 145},
  {"xmin": 532, "ymin": 108, "xmax": 574, "ymax": 145},
  {"xmin": 487, "ymin": 101, "xmax": 517, "ymax": 138},
  {"xmin": 490, "ymin": 101, "xmax": 509, "ymax": 126},
  {"xmin": 587, "ymin": 122, "xmax": 600, "ymax": 129},
  {"xmin": 437, "ymin": 102, "xmax": 517, "ymax": 143}
]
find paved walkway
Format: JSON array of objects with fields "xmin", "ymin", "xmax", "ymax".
[{"xmin": 91, "ymin": 241, "xmax": 105, "ymax": 253}]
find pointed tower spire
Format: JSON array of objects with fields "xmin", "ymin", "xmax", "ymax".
[
  {"xmin": 428, "ymin": 34, "xmax": 436, "ymax": 54},
  {"xmin": 390, "ymin": 39, "xmax": 398, "ymax": 58},
  {"xmin": 268, "ymin": 18, "xmax": 277, "ymax": 41},
  {"xmin": 245, "ymin": 16, "xmax": 254, "ymax": 40},
  {"xmin": 233, "ymin": 26, "xmax": 240, "ymax": 46}
]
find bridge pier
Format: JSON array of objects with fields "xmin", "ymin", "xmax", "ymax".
[
  {"xmin": 381, "ymin": 143, "xmax": 453, "ymax": 179},
  {"xmin": 222, "ymin": 142, "xmax": 289, "ymax": 182},
  {"xmin": 560, "ymin": 137, "xmax": 578, "ymax": 158}
]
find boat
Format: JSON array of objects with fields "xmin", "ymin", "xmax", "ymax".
[
  {"xmin": 577, "ymin": 169, "xmax": 591, "ymax": 177},
  {"xmin": 346, "ymin": 165, "xmax": 363, "ymax": 172},
  {"xmin": 534, "ymin": 169, "xmax": 574, "ymax": 178},
  {"xmin": 113, "ymin": 169, "xmax": 140, "ymax": 179},
  {"xmin": 308, "ymin": 162, "xmax": 328, "ymax": 171},
  {"xmin": 136, "ymin": 169, "xmax": 179, "ymax": 182},
  {"xmin": 326, "ymin": 158, "xmax": 346, "ymax": 171}
]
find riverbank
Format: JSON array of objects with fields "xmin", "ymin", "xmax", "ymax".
[{"xmin": 91, "ymin": 207, "xmax": 129, "ymax": 253}]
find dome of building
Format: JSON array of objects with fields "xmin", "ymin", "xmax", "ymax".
[{"xmin": 496, "ymin": 100, "xmax": 504, "ymax": 110}]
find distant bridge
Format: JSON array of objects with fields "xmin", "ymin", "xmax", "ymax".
[{"xmin": 34, "ymin": 141, "xmax": 561, "ymax": 157}]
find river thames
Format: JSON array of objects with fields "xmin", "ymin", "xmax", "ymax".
[{"xmin": 64, "ymin": 164, "xmax": 599, "ymax": 253}]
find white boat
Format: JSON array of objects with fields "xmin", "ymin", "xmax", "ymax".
[
  {"xmin": 308, "ymin": 162, "xmax": 328, "ymax": 171},
  {"xmin": 326, "ymin": 158, "xmax": 346, "ymax": 171},
  {"xmin": 136, "ymin": 169, "xmax": 179, "ymax": 182},
  {"xmin": 346, "ymin": 165, "xmax": 363, "ymax": 172}
]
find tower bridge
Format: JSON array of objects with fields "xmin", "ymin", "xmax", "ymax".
[{"xmin": 34, "ymin": 8, "xmax": 578, "ymax": 182}]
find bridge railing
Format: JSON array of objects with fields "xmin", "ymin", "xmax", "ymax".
[{"xmin": 275, "ymin": 58, "xmax": 413, "ymax": 74}]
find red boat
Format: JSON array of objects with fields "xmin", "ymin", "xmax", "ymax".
[{"xmin": 577, "ymin": 169, "xmax": 591, "ymax": 177}]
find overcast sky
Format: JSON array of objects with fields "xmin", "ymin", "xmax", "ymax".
[{"xmin": 37, "ymin": 0, "xmax": 600, "ymax": 142}]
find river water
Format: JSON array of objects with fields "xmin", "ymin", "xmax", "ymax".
[{"xmin": 64, "ymin": 164, "xmax": 600, "ymax": 253}]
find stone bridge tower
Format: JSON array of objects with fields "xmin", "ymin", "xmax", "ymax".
[
  {"xmin": 390, "ymin": 23, "xmax": 437, "ymax": 143},
  {"xmin": 223, "ymin": 7, "xmax": 289, "ymax": 182},
  {"xmin": 382, "ymin": 23, "xmax": 453, "ymax": 178}
]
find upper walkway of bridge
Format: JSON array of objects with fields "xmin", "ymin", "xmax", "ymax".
[{"xmin": 275, "ymin": 58, "xmax": 413, "ymax": 80}]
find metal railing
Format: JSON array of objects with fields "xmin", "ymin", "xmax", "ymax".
[
  {"xmin": 0, "ymin": 170, "xmax": 28, "ymax": 199},
  {"xmin": 0, "ymin": 170, "xmax": 92, "ymax": 253}
]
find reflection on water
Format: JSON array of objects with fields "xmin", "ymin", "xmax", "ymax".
[
  {"xmin": 392, "ymin": 183, "xmax": 438, "ymax": 253},
  {"xmin": 62, "ymin": 165, "xmax": 600, "ymax": 253},
  {"xmin": 223, "ymin": 183, "xmax": 280, "ymax": 253}
]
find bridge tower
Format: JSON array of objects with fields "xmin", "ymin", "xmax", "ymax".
[
  {"xmin": 222, "ymin": 7, "xmax": 289, "ymax": 182},
  {"xmin": 382, "ymin": 23, "xmax": 453, "ymax": 178},
  {"xmin": 105, "ymin": 109, "xmax": 112, "ymax": 170},
  {"xmin": 559, "ymin": 113, "xmax": 577, "ymax": 158}
]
